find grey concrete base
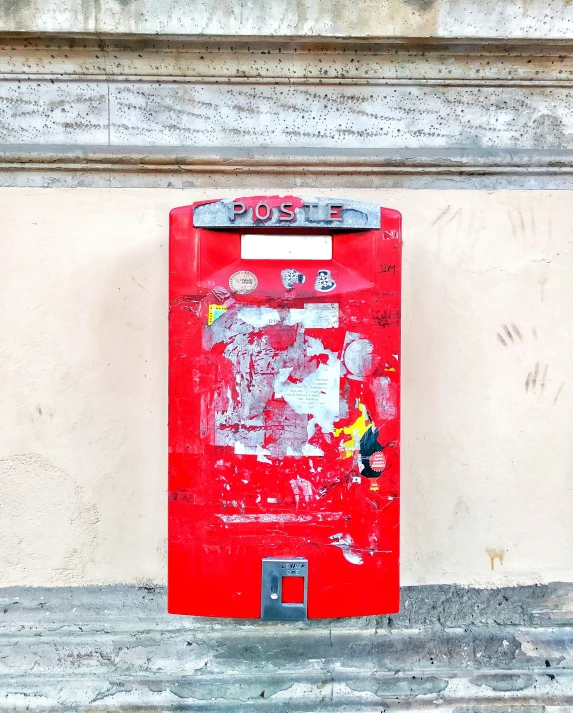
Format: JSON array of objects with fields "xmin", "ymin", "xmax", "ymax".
[{"xmin": 1, "ymin": 583, "xmax": 573, "ymax": 711}]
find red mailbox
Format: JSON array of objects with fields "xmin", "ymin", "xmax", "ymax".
[{"xmin": 169, "ymin": 196, "xmax": 401, "ymax": 619}]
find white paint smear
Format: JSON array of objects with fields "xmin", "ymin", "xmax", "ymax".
[
  {"xmin": 237, "ymin": 307, "xmax": 280, "ymax": 328},
  {"xmin": 329, "ymin": 533, "xmax": 364, "ymax": 565},
  {"xmin": 234, "ymin": 442, "xmax": 272, "ymax": 463},
  {"xmin": 286, "ymin": 303, "xmax": 339, "ymax": 329},
  {"xmin": 217, "ymin": 512, "xmax": 343, "ymax": 523},
  {"xmin": 290, "ymin": 476, "xmax": 313, "ymax": 505},
  {"xmin": 219, "ymin": 514, "xmax": 313, "ymax": 523},
  {"xmin": 344, "ymin": 337, "xmax": 373, "ymax": 380},
  {"xmin": 286, "ymin": 444, "xmax": 325, "ymax": 457},
  {"xmin": 372, "ymin": 376, "xmax": 397, "ymax": 419},
  {"xmin": 302, "ymin": 444, "xmax": 324, "ymax": 456}
]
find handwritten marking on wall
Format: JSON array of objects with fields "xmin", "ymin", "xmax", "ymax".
[
  {"xmin": 496, "ymin": 323, "xmax": 523, "ymax": 347},
  {"xmin": 378, "ymin": 263, "xmax": 396, "ymax": 276},
  {"xmin": 554, "ymin": 382, "xmax": 565, "ymax": 406},
  {"xmin": 495, "ymin": 325, "xmax": 565, "ymax": 405},
  {"xmin": 525, "ymin": 361, "xmax": 547, "ymax": 394}
]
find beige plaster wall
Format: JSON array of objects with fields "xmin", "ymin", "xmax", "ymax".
[{"xmin": 0, "ymin": 187, "xmax": 571, "ymax": 588}]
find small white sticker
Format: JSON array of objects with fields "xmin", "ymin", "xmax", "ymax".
[
  {"xmin": 229, "ymin": 270, "xmax": 258, "ymax": 295},
  {"xmin": 314, "ymin": 269, "xmax": 336, "ymax": 292},
  {"xmin": 281, "ymin": 268, "xmax": 306, "ymax": 290}
]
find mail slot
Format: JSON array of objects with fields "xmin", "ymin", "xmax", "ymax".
[{"xmin": 169, "ymin": 195, "xmax": 401, "ymax": 619}]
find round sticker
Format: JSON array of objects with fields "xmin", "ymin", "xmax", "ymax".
[
  {"xmin": 369, "ymin": 451, "xmax": 386, "ymax": 473},
  {"xmin": 229, "ymin": 270, "xmax": 258, "ymax": 295}
]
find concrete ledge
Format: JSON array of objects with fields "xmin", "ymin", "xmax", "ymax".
[
  {"xmin": 3, "ymin": 36, "xmax": 573, "ymax": 83},
  {"xmin": 0, "ymin": 583, "xmax": 572, "ymax": 710},
  {"xmin": 4, "ymin": 146, "xmax": 573, "ymax": 171},
  {"xmin": 1, "ymin": 35, "xmax": 572, "ymax": 186},
  {"xmin": 3, "ymin": 147, "xmax": 573, "ymax": 189}
]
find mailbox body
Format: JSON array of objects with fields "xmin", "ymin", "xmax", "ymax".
[{"xmin": 169, "ymin": 196, "xmax": 401, "ymax": 619}]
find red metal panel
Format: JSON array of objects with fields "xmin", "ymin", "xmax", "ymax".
[{"xmin": 169, "ymin": 196, "xmax": 401, "ymax": 618}]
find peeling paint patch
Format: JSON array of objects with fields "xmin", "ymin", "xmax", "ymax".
[
  {"xmin": 329, "ymin": 533, "xmax": 363, "ymax": 565},
  {"xmin": 343, "ymin": 333, "xmax": 373, "ymax": 380},
  {"xmin": 286, "ymin": 303, "xmax": 339, "ymax": 329},
  {"xmin": 237, "ymin": 307, "xmax": 280, "ymax": 327},
  {"xmin": 217, "ymin": 513, "xmax": 343, "ymax": 523},
  {"xmin": 372, "ymin": 376, "xmax": 397, "ymax": 419},
  {"xmin": 274, "ymin": 338, "xmax": 340, "ymax": 436},
  {"xmin": 234, "ymin": 443, "xmax": 272, "ymax": 463},
  {"xmin": 211, "ymin": 308, "xmax": 343, "ymax": 457},
  {"xmin": 472, "ymin": 673, "xmax": 535, "ymax": 692}
]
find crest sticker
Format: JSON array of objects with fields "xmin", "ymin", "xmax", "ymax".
[{"xmin": 229, "ymin": 270, "xmax": 258, "ymax": 295}]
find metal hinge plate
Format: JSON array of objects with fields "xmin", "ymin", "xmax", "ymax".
[{"xmin": 261, "ymin": 557, "xmax": 308, "ymax": 621}]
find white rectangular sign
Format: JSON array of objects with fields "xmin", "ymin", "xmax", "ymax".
[{"xmin": 241, "ymin": 234, "xmax": 332, "ymax": 260}]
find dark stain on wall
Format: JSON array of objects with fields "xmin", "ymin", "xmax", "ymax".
[{"xmin": 402, "ymin": 0, "xmax": 437, "ymax": 12}]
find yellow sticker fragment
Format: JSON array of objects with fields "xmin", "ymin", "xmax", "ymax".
[
  {"xmin": 334, "ymin": 401, "xmax": 372, "ymax": 459},
  {"xmin": 208, "ymin": 304, "xmax": 227, "ymax": 325}
]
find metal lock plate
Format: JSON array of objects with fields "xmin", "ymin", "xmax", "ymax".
[{"xmin": 261, "ymin": 557, "xmax": 308, "ymax": 621}]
